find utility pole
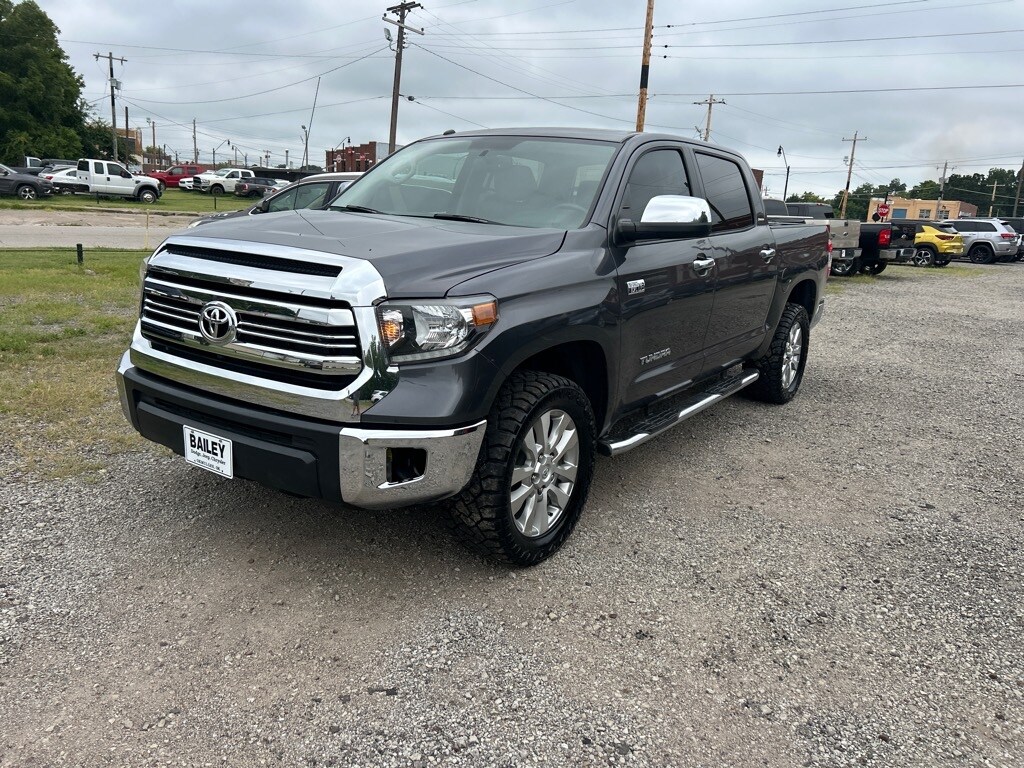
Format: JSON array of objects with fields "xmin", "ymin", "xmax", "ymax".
[
  {"xmin": 693, "ymin": 94, "xmax": 725, "ymax": 141},
  {"xmin": 147, "ymin": 118, "xmax": 157, "ymax": 167},
  {"xmin": 1014, "ymin": 159, "xmax": 1024, "ymax": 217},
  {"xmin": 94, "ymin": 51, "xmax": 126, "ymax": 162},
  {"xmin": 839, "ymin": 131, "xmax": 867, "ymax": 219},
  {"xmin": 935, "ymin": 161, "xmax": 949, "ymax": 220},
  {"xmin": 635, "ymin": 0, "xmax": 656, "ymax": 131},
  {"xmin": 384, "ymin": 2, "xmax": 424, "ymax": 155},
  {"xmin": 192, "ymin": 119, "xmax": 198, "ymax": 164},
  {"xmin": 987, "ymin": 181, "xmax": 1001, "ymax": 216}
]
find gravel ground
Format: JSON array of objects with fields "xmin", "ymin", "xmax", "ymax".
[{"xmin": 1, "ymin": 263, "xmax": 1022, "ymax": 767}]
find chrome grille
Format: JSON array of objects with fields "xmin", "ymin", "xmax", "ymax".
[{"xmin": 140, "ymin": 273, "xmax": 361, "ymax": 379}]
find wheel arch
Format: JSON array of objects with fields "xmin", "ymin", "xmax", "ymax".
[
  {"xmin": 508, "ymin": 339, "xmax": 610, "ymax": 433},
  {"xmin": 787, "ymin": 278, "xmax": 817, "ymax": 317}
]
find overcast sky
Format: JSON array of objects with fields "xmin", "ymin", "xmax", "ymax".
[{"xmin": 35, "ymin": 0, "xmax": 1024, "ymax": 200}]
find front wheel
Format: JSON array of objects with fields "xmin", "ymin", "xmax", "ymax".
[
  {"xmin": 137, "ymin": 188, "xmax": 157, "ymax": 204},
  {"xmin": 451, "ymin": 371, "xmax": 596, "ymax": 566},
  {"xmin": 934, "ymin": 257, "xmax": 951, "ymax": 267},
  {"xmin": 210, "ymin": 185, "xmax": 223, "ymax": 196},
  {"xmin": 16, "ymin": 185, "xmax": 37, "ymax": 200},
  {"xmin": 745, "ymin": 303, "xmax": 810, "ymax": 405}
]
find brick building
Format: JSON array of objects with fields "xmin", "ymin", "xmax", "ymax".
[
  {"xmin": 325, "ymin": 141, "xmax": 392, "ymax": 172},
  {"xmin": 867, "ymin": 196, "xmax": 977, "ymax": 222}
]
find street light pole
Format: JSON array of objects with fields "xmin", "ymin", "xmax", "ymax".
[
  {"xmin": 301, "ymin": 125, "xmax": 309, "ymax": 169},
  {"xmin": 777, "ymin": 145, "xmax": 791, "ymax": 201},
  {"xmin": 212, "ymin": 139, "xmax": 230, "ymax": 168}
]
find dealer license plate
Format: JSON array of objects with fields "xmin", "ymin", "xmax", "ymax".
[{"xmin": 183, "ymin": 425, "xmax": 233, "ymax": 479}]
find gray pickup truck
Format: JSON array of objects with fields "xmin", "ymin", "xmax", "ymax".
[{"xmin": 117, "ymin": 128, "xmax": 829, "ymax": 564}]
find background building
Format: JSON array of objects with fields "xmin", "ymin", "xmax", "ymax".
[
  {"xmin": 325, "ymin": 141, "xmax": 390, "ymax": 172},
  {"xmin": 867, "ymin": 196, "xmax": 978, "ymax": 221}
]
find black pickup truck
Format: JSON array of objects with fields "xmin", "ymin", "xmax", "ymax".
[{"xmin": 117, "ymin": 128, "xmax": 829, "ymax": 565}]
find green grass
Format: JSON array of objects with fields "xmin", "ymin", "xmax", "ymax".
[
  {"xmin": 0, "ymin": 248, "xmax": 150, "ymax": 478},
  {"xmin": 0, "ymin": 187, "xmax": 252, "ymax": 214}
]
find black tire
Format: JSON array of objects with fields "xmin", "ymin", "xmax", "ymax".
[
  {"xmin": 830, "ymin": 257, "xmax": 861, "ymax": 277},
  {"xmin": 137, "ymin": 188, "xmax": 157, "ymax": 204},
  {"xmin": 968, "ymin": 244, "xmax": 995, "ymax": 264},
  {"xmin": 745, "ymin": 303, "xmax": 810, "ymax": 405},
  {"xmin": 157, "ymin": 181, "xmax": 166, "ymax": 194},
  {"xmin": 913, "ymin": 246, "xmax": 936, "ymax": 267},
  {"xmin": 860, "ymin": 260, "xmax": 887, "ymax": 275},
  {"xmin": 210, "ymin": 185, "xmax": 224, "ymax": 197},
  {"xmin": 451, "ymin": 370, "xmax": 596, "ymax": 566},
  {"xmin": 16, "ymin": 184, "xmax": 37, "ymax": 200},
  {"xmin": 934, "ymin": 257, "xmax": 951, "ymax": 267}
]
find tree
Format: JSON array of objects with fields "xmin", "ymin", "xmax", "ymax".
[
  {"xmin": 0, "ymin": 0, "xmax": 87, "ymax": 161},
  {"xmin": 908, "ymin": 179, "xmax": 940, "ymax": 199},
  {"xmin": 787, "ymin": 191, "xmax": 827, "ymax": 203}
]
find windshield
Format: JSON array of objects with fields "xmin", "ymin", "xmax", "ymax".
[
  {"xmin": 213, "ymin": 169, "xmax": 231, "ymax": 177},
  {"xmin": 330, "ymin": 136, "xmax": 617, "ymax": 228}
]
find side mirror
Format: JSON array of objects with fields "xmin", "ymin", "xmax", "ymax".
[
  {"xmin": 615, "ymin": 195, "xmax": 713, "ymax": 243},
  {"xmin": 254, "ymin": 199, "xmax": 269, "ymax": 214}
]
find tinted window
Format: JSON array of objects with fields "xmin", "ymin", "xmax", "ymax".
[
  {"xmin": 293, "ymin": 182, "xmax": 331, "ymax": 210},
  {"xmin": 618, "ymin": 149, "xmax": 690, "ymax": 220},
  {"xmin": 763, "ymin": 198, "xmax": 789, "ymax": 216},
  {"xmin": 93, "ymin": 161, "xmax": 103, "ymax": 174},
  {"xmin": 694, "ymin": 153, "xmax": 754, "ymax": 231},
  {"xmin": 266, "ymin": 188, "xmax": 297, "ymax": 213}
]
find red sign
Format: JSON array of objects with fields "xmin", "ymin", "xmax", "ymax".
[{"xmin": 877, "ymin": 203, "xmax": 891, "ymax": 217}]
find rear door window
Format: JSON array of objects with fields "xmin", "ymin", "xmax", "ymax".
[{"xmin": 694, "ymin": 152, "xmax": 754, "ymax": 231}]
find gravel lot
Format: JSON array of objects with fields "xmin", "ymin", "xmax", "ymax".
[{"xmin": 1, "ymin": 262, "xmax": 1022, "ymax": 767}]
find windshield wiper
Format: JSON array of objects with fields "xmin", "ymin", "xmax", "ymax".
[
  {"xmin": 335, "ymin": 204, "xmax": 385, "ymax": 214},
  {"xmin": 431, "ymin": 213, "xmax": 500, "ymax": 224}
]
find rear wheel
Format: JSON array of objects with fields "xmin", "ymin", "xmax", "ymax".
[
  {"xmin": 830, "ymin": 257, "xmax": 861, "ymax": 277},
  {"xmin": 968, "ymin": 244, "xmax": 995, "ymax": 264},
  {"xmin": 860, "ymin": 260, "xmax": 887, "ymax": 275},
  {"xmin": 934, "ymin": 257, "xmax": 951, "ymax": 267},
  {"xmin": 745, "ymin": 303, "xmax": 810, "ymax": 405},
  {"xmin": 913, "ymin": 246, "xmax": 936, "ymax": 267},
  {"xmin": 16, "ymin": 184, "xmax": 37, "ymax": 200},
  {"xmin": 451, "ymin": 371, "xmax": 596, "ymax": 566}
]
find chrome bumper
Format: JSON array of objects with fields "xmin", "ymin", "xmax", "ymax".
[{"xmin": 337, "ymin": 421, "xmax": 486, "ymax": 509}]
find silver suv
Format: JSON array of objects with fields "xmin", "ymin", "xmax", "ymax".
[{"xmin": 946, "ymin": 218, "xmax": 1019, "ymax": 264}]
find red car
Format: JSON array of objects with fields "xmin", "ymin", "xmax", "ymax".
[{"xmin": 146, "ymin": 164, "xmax": 209, "ymax": 190}]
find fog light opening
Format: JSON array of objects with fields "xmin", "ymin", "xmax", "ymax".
[{"xmin": 386, "ymin": 447, "xmax": 427, "ymax": 484}]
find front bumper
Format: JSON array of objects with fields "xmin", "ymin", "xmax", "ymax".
[{"xmin": 117, "ymin": 353, "xmax": 486, "ymax": 510}]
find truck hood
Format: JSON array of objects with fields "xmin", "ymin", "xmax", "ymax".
[{"xmin": 176, "ymin": 209, "xmax": 567, "ymax": 298}]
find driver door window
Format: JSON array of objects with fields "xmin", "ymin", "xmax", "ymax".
[
  {"xmin": 292, "ymin": 182, "xmax": 331, "ymax": 210},
  {"xmin": 266, "ymin": 188, "xmax": 298, "ymax": 213},
  {"xmin": 618, "ymin": 149, "xmax": 690, "ymax": 223}
]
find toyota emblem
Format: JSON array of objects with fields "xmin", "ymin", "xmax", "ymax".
[{"xmin": 198, "ymin": 301, "xmax": 237, "ymax": 344}]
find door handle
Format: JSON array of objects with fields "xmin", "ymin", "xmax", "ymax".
[
  {"xmin": 760, "ymin": 248, "xmax": 776, "ymax": 262},
  {"xmin": 693, "ymin": 257, "xmax": 715, "ymax": 274}
]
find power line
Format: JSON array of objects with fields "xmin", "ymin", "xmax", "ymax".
[{"xmin": 666, "ymin": 27, "xmax": 1024, "ymax": 49}]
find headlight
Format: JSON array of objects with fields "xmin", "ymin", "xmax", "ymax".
[{"xmin": 376, "ymin": 296, "xmax": 498, "ymax": 363}]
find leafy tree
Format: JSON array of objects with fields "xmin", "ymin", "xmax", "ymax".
[
  {"xmin": 786, "ymin": 191, "xmax": 827, "ymax": 203},
  {"xmin": 908, "ymin": 179, "xmax": 940, "ymax": 199},
  {"xmin": 0, "ymin": 0, "xmax": 87, "ymax": 161}
]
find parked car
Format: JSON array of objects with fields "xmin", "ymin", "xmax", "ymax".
[
  {"xmin": 74, "ymin": 159, "xmax": 163, "ymax": 203},
  {"xmin": 118, "ymin": 128, "xmax": 829, "ymax": 565},
  {"xmin": 192, "ymin": 168, "xmax": 255, "ymax": 195},
  {"xmin": 889, "ymin": 219, "xmax": 965, "ymax": 267},
  {"xmin": 146, "ymin": 164, "xmax": 208, "ymax": 190},
  {"xmin": 178, "ymin": 177, "xmax": 194, "ymax": 191},
  {"xmin": 42, "ymin": 167, "xmax": 88, "ymax": 194},
  {"xmin": 0, "ymin": 163, "xmax": 55, "ymax": 199},
  {"xmin": 233, "ymin": 177, "xmax": 288, "ymax": 198},
  {"xmin": 763, "ymin": 199, "xmax": 862, "ymax": 275},
  {"xmin": 998, "ymin": 216, "xmax": 1024, "ymax": 260},
  {"xmin": 188, "ymin": 172, "xmax": 362, "ymax": 228},
  {"xmin": 945, "ymin": 218, "xmax": 1018, "ymax": 264}
]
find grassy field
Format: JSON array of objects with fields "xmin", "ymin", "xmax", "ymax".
[
  {"xmin": 0, "ymin": 187, "xmax": 252, "ymax": 214},
  {"xmin": 0, "ymin": 248, "xmax": 151, "ymax": 477}
]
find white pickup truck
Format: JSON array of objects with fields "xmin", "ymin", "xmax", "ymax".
[
  {"xmin": 192, "ymin": 168, "xmax": 255, "ymax": 196},
  {"xmin": 74, "ymin": 159, "xmax": 163, "ymax": 203}
]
